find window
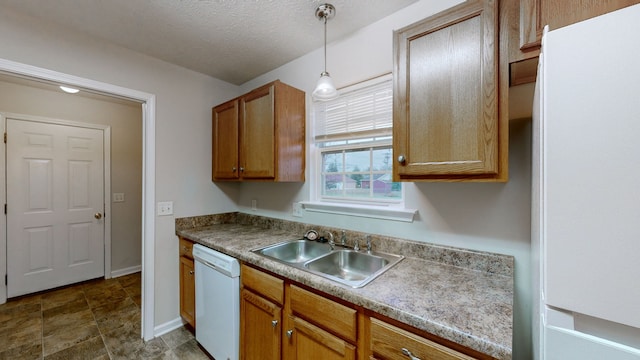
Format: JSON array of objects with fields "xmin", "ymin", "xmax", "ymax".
[{"xmin": 312, "ymin": 74, "xmax": 402, "ymax": 205}]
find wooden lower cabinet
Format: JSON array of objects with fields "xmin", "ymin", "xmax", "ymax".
[
  {"xmin": 240, "ymin": 288, "xmax": 282, "ymax": 360},
  {"xmin": 178, "ymin": 241, "xmax": 195, "ymax": 328},
  {"xmin": 286, "ymin": 314, "xmax": 356, "ymax": 360},
  {"xmin": 240, "ymin": 265, "xmax": 285, "ymax": 360},
  {"xmin": 369, "ymin": 318, "xmax": 475, "ymax": 360},
  {"xmin": 239, "ymin": 264, "xmax": 492, "ymax": 360}
]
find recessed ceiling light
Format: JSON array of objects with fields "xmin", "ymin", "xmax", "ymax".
[{"xmin": 60, "ymin": 85, "xmax": 79, "ymax": 94}]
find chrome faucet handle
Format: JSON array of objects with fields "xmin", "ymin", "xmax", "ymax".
[
  {"xmin": 340, "ymin": 230, "xmax": 347, "ymax": 246},
  {"xmin": 327, "ymin": 231, "xmax": 335, "ymax": 250},
  {"xmin": 353, "ymin": 239, "xmax": 360, "ymax": 251},
  {"xmin": 365, "ymin": 235, "xmax": 372, "ymax": 252}
]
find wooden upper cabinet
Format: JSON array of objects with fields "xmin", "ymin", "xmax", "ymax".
[
  {"xmin": 520, "ymin": 0, "xmax": 640, "ymax": 55},
  {"xmin": 241, "ymin": 85, "xmax": 276, "ymax": 179},
  {"xmin": 509, "ymin": 0, "xmax": 640, "ymax": 85},
  {"xmin": 212, "ymin": 80, "xmax": 305, "ymax": 182},
  {"xmin": 212, "ymin": 100, "xmax": 240, "ymax": 180},
  {"xmin": 393, "ymin": 0, "xmax": 507, "ymax": 181}
]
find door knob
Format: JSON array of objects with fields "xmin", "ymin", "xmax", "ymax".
[{"xmin": 94, "ymin": 213, "xmax": 103, "ymax": 219}]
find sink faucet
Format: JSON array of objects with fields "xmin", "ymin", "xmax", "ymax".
[
  {"xmin": 365, "ymin": 235, "xmax": 372, "ymax": 252},
  {"xmin": 327, "ymin": 231, "xmax": 335, "ymax": 250},
  {"xmin": 340, "ymin": 230, "xmax": 347, "ymax": 246},
  {"xmin": 353, "ymin": 239, "xmax": 360, "ymax": 251}
]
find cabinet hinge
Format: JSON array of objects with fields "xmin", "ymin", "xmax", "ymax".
[
  {"xmin": 4, "ymin": 274, "xmax": 6, "ymax": 286},
  {"xmin": 3, "ymin": 132, "xmax": 6, "ymax": 144},
  {"xmin": 3, "ymin": 204, "xmax": 6, "ymax": 215}
]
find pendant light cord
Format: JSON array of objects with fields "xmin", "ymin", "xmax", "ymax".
[{"xmin": 323, "ymin": 15, "xmax": 328, "ymax": 74}]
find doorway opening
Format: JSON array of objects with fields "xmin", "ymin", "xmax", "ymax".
[{"xmin": 0, "ymin": 58, "xmax": 156, "ymax": 341}]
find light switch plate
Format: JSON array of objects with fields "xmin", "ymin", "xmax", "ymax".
[
  {"xmin": 157, "ymin": 201, "xmax": 173, "ymax": 216},
  {"xmin": 113, "ymin": 193, "xmax": 125, "ymax": 202}
]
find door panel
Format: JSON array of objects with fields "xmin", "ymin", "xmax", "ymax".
[
  {"xmin": 7, "ymin": 118, "xmax": 105, "ymax": 297},
  {"xmin": 241, "ymin": 85, "xmax": 275, "ymax": 179}
]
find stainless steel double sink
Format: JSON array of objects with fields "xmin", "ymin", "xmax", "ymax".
[{"xmin": 252, "ymin": 239, "xmax": 404, "ymax": 288}]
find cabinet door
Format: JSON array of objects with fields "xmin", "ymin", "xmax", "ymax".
[
  {"xmin": 212, "ymin": 99, "xmax": 240, "ymax": 180},
  {"xmin": 240, "ymin": 289, "xmax": 281, "ymax": 360},
  {"xmin": 520, "ymin": 0, "xmax": 640, "ymax": 53},
  {"xmin": 179, "ymin": 256, "xmax": 195, "ymax": 328},
  {"xmin": 241, "ymin": 85, "xmax": 276, "ymax": 179},
  {"xmin": 393, "ymin": 0, "xmax": 499, "ymax": 180},
  {"xmin": 285, "ymin": 315, "xmax": 356, "ymax": 360}
]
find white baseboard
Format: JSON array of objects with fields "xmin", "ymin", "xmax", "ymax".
[
  {"xmin": 154, "ymin": 317, "xmax": 186, "ymax": 337},
  {"xmin": 111, "ymin": 265, "xmax": 142, "ymax": 278}
]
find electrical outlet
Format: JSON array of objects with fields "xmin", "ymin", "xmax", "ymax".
[
  {"xmin": 251, "ymin": 199, "xmax": 257, "ymax": 211},
  {"xmin": 113, "ymin": 193, "xmax": 125, "ymax": 202},
  {"xmin": 157, "ymin": 201, "xmax": 173, "ymax": 216},
  {"xmin": 292, "ymin": 202, "xmax": 303, "ymax": 217}
]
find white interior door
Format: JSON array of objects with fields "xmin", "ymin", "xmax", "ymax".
[{"xmin": 6, "ymin": 118, "xmax": 105, "ymax": 297}]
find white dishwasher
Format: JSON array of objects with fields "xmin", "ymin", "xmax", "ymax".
[{"xmin": 192, "ymin": 244, "xmax": 240, "ymax": 360}]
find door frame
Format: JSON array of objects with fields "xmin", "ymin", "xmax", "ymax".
[
  {"xmin": 0, "ymin": 58, "xmax": 157, "ymax": 341},
  {"xmin": 4, "ymin": 113, "xmax": 112, "ymax": 287}
]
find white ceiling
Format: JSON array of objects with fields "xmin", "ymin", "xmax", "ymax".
[{"xmin": 1, "ymin": 0, "xmax": 420, "ymax": 85}]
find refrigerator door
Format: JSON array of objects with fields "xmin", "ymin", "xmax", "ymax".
[
  {"xmin": 545, "ymin": 326, "xmax": 640, "ymax": 360},
  {"xmin": 543, "ymin": 3, "xmax": 640, "ymax": 329}
]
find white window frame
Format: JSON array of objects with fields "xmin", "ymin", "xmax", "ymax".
[{"xmin": 304, "ymin": 74, "xmax": 416, "ymax": 222}]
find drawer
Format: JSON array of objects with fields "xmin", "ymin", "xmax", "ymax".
[
  {"xmin": 241, "ymin": 264, "xmax": 284, "ymax": 305},
  {"xmin": 179, "ymin": 237, "xmax": 194, "ymax": 259},
  {"xmin": 289, "ymin": 284, "xmax": 357, "ymax": 343},
  {"xmin": 370, "ymin": 318, "xmax": 475, "ymax": 360}
]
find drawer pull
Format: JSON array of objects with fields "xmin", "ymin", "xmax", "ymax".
[
  {"xmin": 402, "ymin": 348, "xmax": 421, "ymax": 360},
  {"xmin": 271, "ymin": 320, "xmax": 278, "ymax": 328},
  {"xmin": 286, "ymin": 329, "xmax": 293, "ymax": 338}
]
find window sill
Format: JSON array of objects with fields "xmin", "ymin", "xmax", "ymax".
[{"xmin": 300, "ymin": 201, "xmax": 417, "ymax": 223}]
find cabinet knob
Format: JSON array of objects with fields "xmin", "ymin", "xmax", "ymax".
[
  {"xmin": 239, "ymin": 167, "xmax": 244, "ymax": 172},
  {"xmin": 401, "ymin": 348, "xmax": 421, "ymax": 360},
  {"xmin": 286, "ymin": 329, "xmax": 293, "ymax": 338},
  {"xmin": 189, "ymin": 270, "xmax": 194, "ymax": 275},
  {"xmin": 232, "ymin": 167, "xmax": 237, "ymax": 172},
  {"xmin": 397, "ymin": 155, "xmax": 406, "ymax": 164},
  {"xmin": 271, "ymin": 320, "xmax": 278, "ymax": 328}
]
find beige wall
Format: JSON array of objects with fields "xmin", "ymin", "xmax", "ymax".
[{"xmin": 0, "ymin": 79, "xmax": 143, "ymax": 274}]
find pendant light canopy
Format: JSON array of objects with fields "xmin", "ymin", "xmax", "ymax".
[{"xmin": 312, "ymin": 3, "xmax": 338, "ymax": 101}]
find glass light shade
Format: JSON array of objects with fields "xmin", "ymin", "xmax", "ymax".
[{"xmin": 312, "ymin": 72, "xmax": 338, "ymax": 101}]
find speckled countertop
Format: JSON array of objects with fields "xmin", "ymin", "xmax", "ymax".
[{"xmin": 176, "ymin": 213, "xmax": 513, "ymax": 360}]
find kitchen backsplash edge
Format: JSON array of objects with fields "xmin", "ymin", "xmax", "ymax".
[{"xmin": 175, "ymin": 212, "xmax": 514, "ymax": 277}]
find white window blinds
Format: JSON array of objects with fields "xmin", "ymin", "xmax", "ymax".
[{"xmin": 313, "ymin": 75, "xmax": 392, "ymax": 142}]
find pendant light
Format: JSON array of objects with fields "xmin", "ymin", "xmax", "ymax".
[{"xmin": 312, "ymin": 3, "xmax": 338, "ymax": 101}]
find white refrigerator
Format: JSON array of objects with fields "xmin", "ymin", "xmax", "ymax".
[{"xmin": 532, "ymin": 4, "xmax": 640, "ymax": 360}]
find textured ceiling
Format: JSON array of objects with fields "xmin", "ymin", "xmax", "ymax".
[{"xmin": 1, "ymin": 0, "xmax": 420, "ymax": 85}]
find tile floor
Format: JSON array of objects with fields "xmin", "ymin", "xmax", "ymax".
[{"xmin": 0, "ymin": 273, "xmax": 211, "ymax": 359}]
